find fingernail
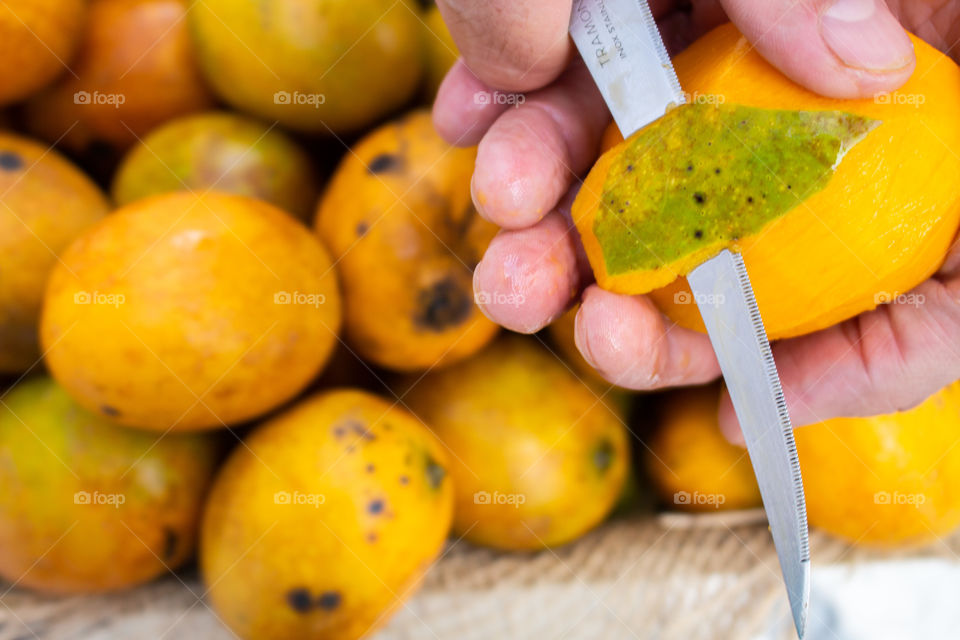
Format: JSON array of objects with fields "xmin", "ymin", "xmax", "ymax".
[
  {"xmin": 572, "ymin": 305, "xmax": 599, "ymax": 370},
  {"xmin": 472, "ymin": 267, "xmax": 494, "ymax": 320},
  {"xmin": 820, "ymin": 0, "xmax": 914, "ymax": 72}
]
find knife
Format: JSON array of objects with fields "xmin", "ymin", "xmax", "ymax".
[{"xmin": 568, "ymin": 1, "xmax": 810, "ymax": 637}]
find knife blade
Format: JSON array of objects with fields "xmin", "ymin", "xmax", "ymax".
[
  {"xmin": 568, "ymin": 1, "xmax": 810, "ymax": 637},
  {"xmin": 687, "ymin": 250, "xmax": 810, "ymax": 636}
]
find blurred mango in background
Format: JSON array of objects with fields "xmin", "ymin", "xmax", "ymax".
[
  {"xmin": 797, "ymin": 381, "xmax": 960, "ymax": 547},
  {"xmin": 644, "ymin": 384, "xmax": 762, "ymax": 513},
  {"xmin": 404, "ymin": 335, "xmax": 631, "ymax": 550},
  {"xmin": 23, "ymin": 0, "xmax": 214, "ymax": 157},
  {"xmin": 201, "ymin": 389, "xmax": 453, "ymax": 640},
  {"xmin": 0, "ymin": 133, "xmax": 109, "ymax": 373},
  {"xmin": 189, "ymin": 0, "xmax": 423, "ymax": 134},
  {"xmin": 112, "ymin": 111, "xmax": 319, "ymax": 221},
  {"xmin": 41, "ymin": 192, "xmax": 342, "ymax": 430},
  {"xmin": 0, "ymin": 376, "xmax": 221, "ymax": 592},
  {"xmin": 316, "ymin": 111, "xmax": 499, "ymax": 371},
  {"xmin": 0, "ymin": 0, "xmax": 85, "ymax": 106}
]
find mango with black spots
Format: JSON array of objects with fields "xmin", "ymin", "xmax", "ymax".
[
  {"xmin": 315, "ymin": 110, "xmax": 499, "ymax": 371},
  {"xmin": 189, "ymin": 0, "xmax": 423, "ymax": 134},
  {"xmin": 0, "ymin": 133, "xmax": 110, "ymax": 373},
  {"xmin": 644, "ymin": 384, "xmax": 761, "ymax": 513},
  {"xmin": 40, "ymin": 191, "xmax": 341, "ymax": 431},
  {"xmin": 200, "ymin": 389, "xmax": 454, "ymax": 640},
  {"xmin": 0, "ymin": 376, "xmax": 221, "ymax": 593},
  {"xmin": 403, "ymin": 335, "xmax": 630, "ymax": 550},
  {"xmin": 112, "ymin": 111, "xmax": 318, "ymax": 221},
  {"xmin": 575, "ymin": 24, "xmax": 960, "ymax": 339}
]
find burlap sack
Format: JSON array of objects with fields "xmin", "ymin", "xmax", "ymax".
[{"xmin": 2, "ymin": 513, "xmax": 957, "ymax": 640}]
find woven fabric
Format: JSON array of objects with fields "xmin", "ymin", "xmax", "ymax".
[{"xmin": 1, "ymin": 513, "xmax": 957, "ymax": 640}]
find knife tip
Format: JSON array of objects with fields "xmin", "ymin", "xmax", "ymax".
[
  {"xmin": 791, "ymin": 607, "xmax": 806, "ymax": 640},
  {"xmin": 788, "ymin": 560, "xmax": 810, "ymax": 640}
]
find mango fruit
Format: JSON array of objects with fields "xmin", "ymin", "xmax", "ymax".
[
  {"xmin": 24, "ymin": 0, "xmax": 214, "ymax": 155},
  {"xmin": 0, "ymin": 376, "xmax": 220, "ymax": 593},
  {"xmin": 315, "ymin": 111, "xmax": 499, "ymax": 371},
  {"xmin": 404, "ymin": 335, "xmax": 630, "ymax": 550},
  {"xmin": 574, "ymin": 24, "xmax": 960, "ymax": 339},
  {"xmin": 797, "ymin": 381, "xmax": 960, "ymax": 547},
  {"xmin": 644, "ymin": 385, "xmax": 761, "ymax": 512},
  {"xmin": 0, "ymin": 0, "xmax": 84, "ymax": 105},
  {"xmin": 112, "ymin": 111, "xmax": 318, "ymax": 221},
  {"xmin": 189, "ymin": 0, "xmax": 423, "ymax": 134},
  {"xmin": 40, "ymin": 192, "xmax": 341, "ymax": 430},
  {"xmin": 0, "ymin": 133, "xmax": 110, "ymax": 373},
  {"xmin": 201, "ymin": 389, "xmax": 453, "ymax": 640}
]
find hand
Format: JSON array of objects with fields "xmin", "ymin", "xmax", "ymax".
[{"xmin": 432, "ymin": 0, "xmax": 960, "ymax": 439}]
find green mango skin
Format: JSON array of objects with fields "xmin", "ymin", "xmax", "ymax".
[
  {"xmin": 0, "ymin": 376, "xmax": 222, "ymax": 593},
  {"xmin": 595, "ymin": 103, "xmax": 879, "ymax": 275}
]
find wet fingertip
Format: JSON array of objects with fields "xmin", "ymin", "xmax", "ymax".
[
  {"xmin": 473, "ymin": 214, "xmax": 582, "ymax": 333},
  {"xmin": 472, "ymin": 143, "xmax": 546, "ymax": 230},
  {"xmin": 470, "ymin": 241, "xmax": 544, "ymax": 334}
]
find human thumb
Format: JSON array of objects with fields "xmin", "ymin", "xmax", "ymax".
[{"xmin": 720, "ymin": 0, "xmax": 915, "ymax": 99}]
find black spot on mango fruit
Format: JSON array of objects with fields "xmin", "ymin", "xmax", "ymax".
[
  {"xmin": 593, "ymin": 440, "xmax": 615, "ymax": 474},
  {"xmin": 415, "ymin": 277, "xmax": 473, "ymax": 332},
  {"xmin": 0, "ymin": 151, "xmax": 23, "ymax": 171},
  {"xmin": 285, "ymin": 587, "xmax": 343, "ymax": 614},
  {"xmin": 286, "ymin": 587, "xmax": 313, "ymax": 614},
  {"xmin": 367, "ymin": 153, "xmax": 402, "ymax": 174},
  {"xmin": 425, "ymin": 456, "xmax": 446, "ymax": 491},
  {"xmin": 100, "ymin": 405, "xmax": 121, "ymax": 417}
]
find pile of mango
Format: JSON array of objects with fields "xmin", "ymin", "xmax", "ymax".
[{"xmin": 2, "ymin": 2, "xmax": 960, "ymax": 640}]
